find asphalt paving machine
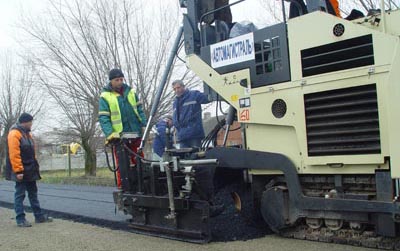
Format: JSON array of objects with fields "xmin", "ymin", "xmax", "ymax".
[{"xmin": 111, "ymin": 0, "xmax": 400, "ymax": 248}]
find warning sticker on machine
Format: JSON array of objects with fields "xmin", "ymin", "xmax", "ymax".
[
  {"xmin": 210, "ymin": 33, "xmax": 255, "ymax": 68},
  {"xmin": 239, "ymin": 98, "xmax": 251, "ymax": 108},
  {"xmin": 239, "ymin": 109, "xmax": 250, "ymax": 121}
]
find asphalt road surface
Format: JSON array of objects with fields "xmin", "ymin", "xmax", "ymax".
[
  {"xmin": 0, "ymin": 180, "xmax": 129, "ymax": 221},
  {"xmin": 0, "ymin": 207, "xmax": 373, "ymax": 251},
  {"xmin": 0, "ymin": 181, "xmax": 373, "ymax": 251}
]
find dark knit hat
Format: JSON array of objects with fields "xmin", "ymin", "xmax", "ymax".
[
  {"xmin": 108, "ymin": 68, "xmax": 124, "ymax": 80},
  {"xmin": 18, "ymin": 113, "xmax": 33, "ymax": 123}
]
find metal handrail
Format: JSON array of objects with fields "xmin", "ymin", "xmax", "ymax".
[{"xmin": 199, "ymin": 0, "xmax": 246, "ymax": 46}]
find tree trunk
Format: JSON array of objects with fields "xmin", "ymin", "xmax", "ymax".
[
  {"xmin": 82, "ymin": 138, "xmax": 97, "ymax": 176},
  {"xmin": 0, "ymin": 151, "xmax": 6, "ymax": 177},
  {"xmin": 0, "ymin": 133, "xmax": 8, "ymax": 176}
]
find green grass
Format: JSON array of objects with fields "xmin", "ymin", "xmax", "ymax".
[{"xmin": 38, "ymin": 167, "xmax": 117, "ymax": 187}]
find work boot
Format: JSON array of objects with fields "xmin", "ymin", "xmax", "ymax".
[
  {"xmin": 35, "ymin": 214, "xmax": 53, "ymax": 223},
  {"xmin": 17, "ymin": 220, "xmax": 32, "ymax": 227},
  {"xmin": 209, "ymin": 203, "xmax": 225, "ymax": 217}
]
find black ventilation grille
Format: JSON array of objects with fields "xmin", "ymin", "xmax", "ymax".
[
  {"xmin": 301, "ymin": 34, "xmax": 374, "ymax": 77},
  {"xmin": 304, "ymin": 84, "xmax": 381, "ymax": 156},
  {"xmin": 255, "ymin": 36, "xmax": 283, "ymax": 75}
]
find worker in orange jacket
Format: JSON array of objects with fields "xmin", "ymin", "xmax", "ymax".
[
  {"xmin": 328, "ymin": 0, "xmax": 341, "ymax": 17},
  {"xmin": 5, "ymin": 113, "xmax": 52, "ymax": 227},
  {"xmin": 289, "ymin": 0, "xmax": 341, "ymax": 18}
]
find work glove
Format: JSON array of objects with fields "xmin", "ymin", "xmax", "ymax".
[{"xmin": 105, "ymin": 132, "xmax": 120, "ymax": 145}]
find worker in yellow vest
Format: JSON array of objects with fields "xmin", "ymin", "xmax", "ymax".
[{"xmin": 98, "ymin": 69, "xmax": 147, "ymax": 188}]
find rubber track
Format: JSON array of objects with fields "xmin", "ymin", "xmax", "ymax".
[{"xmin": 280, "ymin": 225, "xmax": 400, "ymax": 250}]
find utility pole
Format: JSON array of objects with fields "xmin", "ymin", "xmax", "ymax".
[
  {"xmin": 63, "ymin": 144, "xmax": 71, "ymax": 177},
  {"xmin": 67, "ymin": 144, "xmax": 71, "ymax": 177}
]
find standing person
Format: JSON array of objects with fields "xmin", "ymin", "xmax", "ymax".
[
  {"xmin": 201, "ymin": 0, "xmax": 232, "ymax": 25},
  {"xmin": 172, "ymin": 79, "xmax": 210, "ymax": 148},
  {"xmin": 153, "ymin": 115, "xmax": 172, "ymax": 160},
  {"xmin": 98, "ymin": 68, "xmax": 147, "ymax": 188},
  {"xmin": 152, "ymin": 115, "xmax": 173, "ymax": 160},
  {"xmin": 289, "ymin": 0, "xmax": 341, "ymax": 18},
  {"xmin": 327, "ymin": 0, "xmax": 341, "ymax": 17},
  {"xmin": 171, "ymin": 80, "xmax": 223, "ymax": 216},
  {"xmin": 6, "ymin": 113, "xmax": 53, "ymax": 227}
]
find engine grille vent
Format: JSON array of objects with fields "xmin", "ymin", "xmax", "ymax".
[
  {"xmin": 304, "ymin": 84, "xmax": 381, "ymax": 156},
  {"xmin": 301, "ymin": 34, "xmax": 374, "ymax": 77}
]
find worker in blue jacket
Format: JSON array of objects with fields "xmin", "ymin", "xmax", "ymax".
[
  {"xmin": 171, "ymin": 79, "xmax": 223, "ymax": 216},
  {"xmin": 172, "ymin": 79, "xmax": 210, "ymax": 148},
  {"xmin": 152, "ymin": 115, "xmax": 173, "ymax": 159}
]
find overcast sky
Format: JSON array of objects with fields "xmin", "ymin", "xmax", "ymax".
[
  {"xmin": 0, "ymin": 0, "xmax": 269, "ymax": 133},
  {"xmin": 0, "ymin": 0, "xmax": 18, "ymax": 48},
  {"xmin": 0, "ymin": 0, "xmax": 39, "ymax": 49},
  {"xmin": 0, "ymin": 0, "xmax": 268, "ymax": 50}
]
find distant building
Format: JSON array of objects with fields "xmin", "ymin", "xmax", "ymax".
[
  {"xmin": 216, "ymin": 121, "xmax": 242, "ymax": 147},
  {"xmin": 202, "ymin": 112, "xmax": 243, "ymax": 148}
]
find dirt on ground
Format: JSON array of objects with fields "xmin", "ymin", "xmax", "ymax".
[{"xmin": 0, "ymin": 207, "xmax": 373, "ymax": 251}]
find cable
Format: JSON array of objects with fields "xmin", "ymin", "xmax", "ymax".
[
  {"xmin": 104, "ymin": 145, "xmax": 119, "ymax": 172},
  {"xmin": 219, "ymin": 99, "xmax": 227, "ymax": 115},
  {"xmin": 176, "ymin": 39, "xmax": 186, "ymax": 63},
  {"xmin": 229, "ymin": 126, "xmax": 241, "ymax": 131},
  {"xmin": 201, "ymin": 117, "xmax": 225, "ymax": 150},
  {"xmin": 215, "ymin": 94, "xmax": 241, "ymax": 132},
  {"xmin": 215, "ymin": 95, "xmax": 223, "ymax": 125},
  {"xmin": 176, "ymin": 54, "xmax": 186, "ymax": 63},
  {"xmin": 200, "ymin": 93, "xmax": 244, "ymax": 149},
  {"xmin": 122, "ymin": 142, "xmax": 160, "ymax": 163},
  {"xmin": 104, "ymin": 145, "xmax": 119, "ymax": 186}
]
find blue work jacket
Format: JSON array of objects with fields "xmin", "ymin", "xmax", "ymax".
[
  {"xmin": 173, "ymin": 90, "xmax": 210, "ymax": 142},
  {"xmin": 153, "ymin": 120, "xmax": 172, "ymax": 156}
]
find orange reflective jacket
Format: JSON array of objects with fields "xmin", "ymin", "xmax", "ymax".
[
  {"xmin": 8, "ymin": 129, "xmax": 26, "ymax": 174},
  {"xmin": 6, "ymin": 124, "xmax": 40, "ymax": 182}
]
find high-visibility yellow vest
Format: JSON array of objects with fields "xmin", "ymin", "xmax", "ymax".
[{"xmin": 100, "ymin": 90, "xmax": 142, "ymax": 133}]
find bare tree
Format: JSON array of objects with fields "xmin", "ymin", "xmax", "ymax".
[
  {"xmin": 0, "ymin": 51, "xmax": 44, "ymax": 174},
  {"xmin": 18, "ymin": 0, "xmax": 195, "ymax": 176}
]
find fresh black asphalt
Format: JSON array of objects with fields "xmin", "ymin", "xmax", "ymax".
[
  {"xmin": 0, "ymin": 180, "xmax": 130, "ymax": 222},
  {"xmin": 0, "ymin": 180, "xmax": 270, "ymax": 242}
]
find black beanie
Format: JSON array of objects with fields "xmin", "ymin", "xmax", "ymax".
[
  {"xmin": 108, "ymin": 69, "xmax": 124, "ymax": 80},
  {"xmin": 18, "ymin": 113, "xmax": 33, "ymax": 123}
]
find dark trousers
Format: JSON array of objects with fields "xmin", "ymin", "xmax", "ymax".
[
  {"xmin": 14, "ymin": 181, "xmax": 43, "ymax": 223},
  {"xmin": 113, "ymin": 138, "xmax": 142, "ymax": 189}
]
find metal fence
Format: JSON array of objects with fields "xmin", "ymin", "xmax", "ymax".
[{"xmin": 37, "ymin": 153, "xmax": 108, "ymax": 171}]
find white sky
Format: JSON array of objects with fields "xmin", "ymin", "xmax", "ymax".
[
  {"xmin": 0, "ymin": 0, "xmax": 396, "ymax": 135},
  {"xmin": 0, "ymin": 0, "xmax": 267, "ymax": 133},
  {"xmin": 0, "ymin": 0, "xmax": 40, "ymax": 49},
  {"xmin": 0, "ymin": 1, "xmax": 18, "ymax": 48},
  {"xmin": 0, "ymin": 0, "xmax": 267, "ymax": 50}
]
